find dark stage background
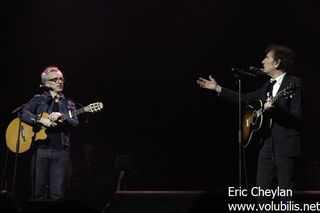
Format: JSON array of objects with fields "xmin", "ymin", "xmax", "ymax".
[{"xmin": 1, "ymin": 0, "xmax": 320, "ymax": 202}]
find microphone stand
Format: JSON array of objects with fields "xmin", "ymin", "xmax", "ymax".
[
  {"xmin": 231, "ymin": 67, "xmax": 262, "ymax": 188},
  {"xmin": 234, "ymin": 73, "xmax": 243, "ymax": 188},
  {"xmin": 10, "ymin": 95, "xmax": 40, "ymax": 196},
  {"xmin": 8, "ymin": 105, "xmax": 25, "ymax": 196},
  {"xmin": 11, "ymin": 112, "xmax": 22, "ymax": 196}
]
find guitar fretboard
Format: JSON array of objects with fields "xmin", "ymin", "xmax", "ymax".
[
  {"xmin": 60, "ymin": 107, "xmax": 86, "ymax": 121},
  {"xmin": 270, "ymin": 84, "xmax": 294, "ymax": 105},
  {"xmin": 262, "ymin": 84, "xmax": 293, "ymax": 113},
  {"xmin": 270, "ymin": 91, "xmax": 283, "ymax": 105}
]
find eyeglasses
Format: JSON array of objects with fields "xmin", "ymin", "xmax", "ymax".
[{"xmin": 47, "ymin": 77, "xmax": 66, "ymax": 83}]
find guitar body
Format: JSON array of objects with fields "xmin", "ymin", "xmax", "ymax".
[
  {"xmin": 6, "ymin": 115, "xmax": 48, "ymax": 154},
  {"xmin": 242, "ymin": 100, "xmax": 271, "ymax": 148},
  {"xmin": 241, "ymin": 84, "xmax": 297, "ymax": 148}
]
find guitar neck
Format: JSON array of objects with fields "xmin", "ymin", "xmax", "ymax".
[
  {"xmin": 60, "ymin": 107, "xmax": 86, "ymax": 121},
  {"xmin": 262, "ymin": 92, "xmax": 283, "ymax": 113},
  {"xmin": 59, "ymin": 102, "xmax": 103, "ymax": 121},
  {"xmin": 270, "ymin": 89, "xmax": 285, "ymax": 105},
  {"xmin": 270, "ymin": 96, "xmax": 278, "ymax": 105}
]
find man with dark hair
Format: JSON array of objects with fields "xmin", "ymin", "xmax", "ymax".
[
  {"xmin": 197, "ymin": 44, "xmax": 303, "ymax": 209},
  {"xmin": 265, "ymin": 44, "xmax": 295, "ymax": 72},
  {"xmin": 21, "ymin": 66, "xmax": 79, "ymax": 200}
]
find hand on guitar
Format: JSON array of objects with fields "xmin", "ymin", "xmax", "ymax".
[
  {"xmin": 49, "ymin": 112, "xmax": 62, "ymax": 122},
  {"xmin": 264, "ymin": 101, "xmax": 274, "ymax": 111},
  {"xmin": 38, "ymin": 117, "xmax": 57, "ymax": 127},
  {"xmin": 197, "ymin": 75, "xmax": 222, "ymax": 93}
]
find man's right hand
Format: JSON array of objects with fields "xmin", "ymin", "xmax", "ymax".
[
  {"xmin": 197, "ymin": 75, "xmax": 222, "ymax": 93},
  {"xmin": 38, "ymin": 117, "xmax": 57, "ymax": 127},
  {"xmin": 264, "ymin": 101, "xmax": 274, "ymax": 111}
]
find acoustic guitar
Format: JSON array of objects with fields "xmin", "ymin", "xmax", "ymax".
[
  {"xmin": 242, "ymin": 83, "xmax": 296, "ymax": 148},
  {"xmin": 6, "ymin": 102, "xmax": 103, "ymax": 153}
]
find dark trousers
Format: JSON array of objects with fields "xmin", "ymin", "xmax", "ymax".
[
  {"xmin": 256, "ymin": 137, "xmax": 296, "ymax": 211},
  {"xmin": 31, "ymin": 148, "xmax": 70, "ymax": 200}
]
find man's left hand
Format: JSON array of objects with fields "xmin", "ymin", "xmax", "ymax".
[{"xmin": 49, "ymin": 112, "xmax": 62, "ymax": 122}]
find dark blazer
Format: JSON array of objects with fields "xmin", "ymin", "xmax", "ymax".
[
  {"xmin": 219, "ymin": 74, "xmax": 303, "ymax": 156},
  {"xmin": 20, "ymin": 91, "xmax": 79, "ymax": 148}
]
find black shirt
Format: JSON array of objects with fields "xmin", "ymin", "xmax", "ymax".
[{"xmin": 38, "ymin": 100, "xmax": 64, "ymax": 150}]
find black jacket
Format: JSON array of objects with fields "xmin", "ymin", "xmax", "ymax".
[
  {"xmin": 20, "ymin": 91, "xmax": 79, "ymax": 148},
  {"xmin": 219, "ymin": 74, "xmax": 303, "ymax": 156}
]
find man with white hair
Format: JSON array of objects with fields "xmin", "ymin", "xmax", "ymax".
[{"xmin": 21, "ymin": 66, "xmax": 79, "ymax": 200}]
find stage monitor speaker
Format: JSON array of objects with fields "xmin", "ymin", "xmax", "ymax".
[{"xmin": 104, "ymin": 190, "xmax": 228, "ymax": 213}]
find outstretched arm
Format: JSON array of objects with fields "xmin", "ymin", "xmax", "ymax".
[{"xmin": 197, "ymin": 75, "xmax": 222, "ymax": 93}]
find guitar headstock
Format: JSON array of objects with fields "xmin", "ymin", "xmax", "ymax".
[
  {"xmin": 280, "ymin": 83, "xmax": 297, "ymax": 99},
  {"xmin": 84, "ymin": 102, "xmax": 104, "ymax": 113}
]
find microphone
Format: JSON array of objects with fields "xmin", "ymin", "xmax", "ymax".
[
  {"xmin": 39, "ymin": 84, "xmax": 51, "ymax": 90},
  {"xmin": 231, "ymin": 68, "xmax": 256, "ymax": 77},
  {"xmin": 231, "ymin": 67, "xmax": 266, "ymax": 77},
  {"xmin": 249, "ymin": 66, "xmax": 265, "ymax": 76}
]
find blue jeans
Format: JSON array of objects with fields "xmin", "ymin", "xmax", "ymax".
[{"xmin": 31, "ymin": 148, "xmax": 70, "ymax": 200}]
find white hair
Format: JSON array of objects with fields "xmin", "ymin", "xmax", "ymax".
[{"xmin": 41, "ymin": 66, "xmax": 61, "ymax": 84}]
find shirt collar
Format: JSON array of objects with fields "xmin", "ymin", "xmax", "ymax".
[
  {"xmin": 271, "ymin": 73, "xmax": 286, "ymax": 85},
  {"xmin": 43, "ymin": 91, "xmax": 65, "ymax": 102}
]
